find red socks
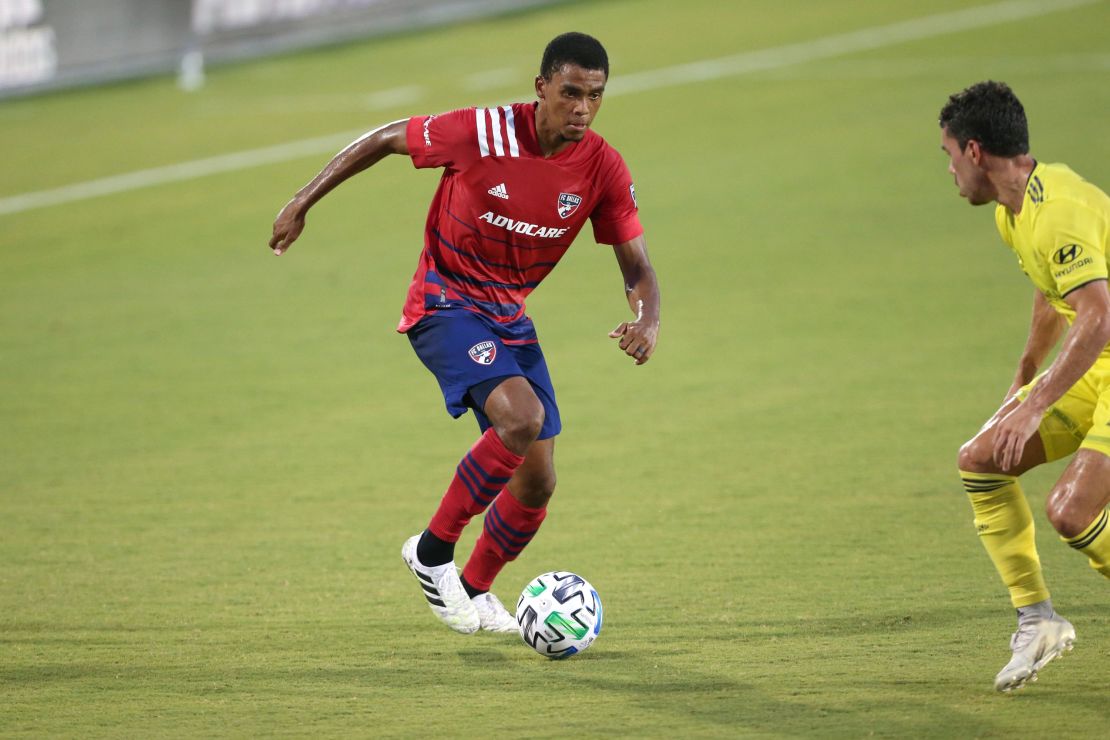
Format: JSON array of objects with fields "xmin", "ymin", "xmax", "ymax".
[
  {"xmin": 426, "ymin": 428, "xmax": 548, "ymax": 591},
  {"xmin": 427, "ymin": 428, "xmax": 524, "ymax": 543},
  {"xmin": 462, "ymin": 490, "xmax": 547, "ymax": 591}
]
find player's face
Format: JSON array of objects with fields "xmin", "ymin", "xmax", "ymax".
[
  {"xmin": 940, "ymin": 128, "xmax": 992, "ymax": 206},
  {"xmin": 536, "ymin": 64, "xmax": 607, "ymax": 142}
]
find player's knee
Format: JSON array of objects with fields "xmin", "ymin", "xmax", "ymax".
[
  {"xmin": 958, "ymin": 436, "xmax": 993, "ymax": 473},
  {"xmin": 1045, "ymin": 483, "xmax": 1089, "ymax": 538},
  {"xmin": 498, "ymin": 400, "xmax": 545, "ymax": 451}
]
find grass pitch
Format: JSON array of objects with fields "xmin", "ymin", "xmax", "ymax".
[{"xmin": 3, "ymin": 0, "xmax": 1110, "ymax": 736}]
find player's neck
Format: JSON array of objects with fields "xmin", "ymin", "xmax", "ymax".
[
  {"xmin": 995, "ymin": 154, "xmax": 1037, "ymax": 214},
  {"xmin": 539, "ymin": 136, "xmax": 572, "ymax": 158},
  {"xmin": 534, "ymin": 108, "xmax": 573, "ymax": 158},
  {"xmin": 536, "ymin": 129, "xmax": 573, "ymax": 158}
]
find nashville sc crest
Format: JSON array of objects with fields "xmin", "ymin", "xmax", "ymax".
[{"xmin": 557, "ymin": 192, "xmax": 582, "ymax": 219}]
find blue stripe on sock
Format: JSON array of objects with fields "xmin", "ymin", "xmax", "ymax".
[
  {"xmin": 464, "ymin": 452, "xmax": 512, "ymax": 487},
  {"xmin": 456, "ymin": 461, "xmax": 495, "ymax": 507},
  {"xmin": 483, "ymin": 514, "xmax": 524, "ymax": 556},
  {"xmin": 487, "ymin": 502, "xmax": 537, "ymax": 541},
  {"xmin": 459, "ymin": 457, "xmax": 499, "ymax": 502}
]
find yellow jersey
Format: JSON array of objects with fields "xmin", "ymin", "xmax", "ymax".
[{"xmin": 995, "ymin": 161, "xmax": 1110, "ymax": 325}]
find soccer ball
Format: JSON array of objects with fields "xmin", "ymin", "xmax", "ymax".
[{"xmin": 515, "ymin": 571, "xmax": 602, "ymax": 659}]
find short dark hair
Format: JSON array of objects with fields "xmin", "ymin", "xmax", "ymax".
[
  {"xmin": 939, "ymin": 81, "xmax": 1029, "ymax": 156},
  {"xmin": 540, "ymin": 32, "xmax": 609, "ymax": 80}
]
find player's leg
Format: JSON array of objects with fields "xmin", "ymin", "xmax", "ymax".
[
  {"xmin": 401, "ymin": 317, "xmax": 534, "ymax": 634},
  {"xmin": 1047, "ymin": 389, "xmax": 1110, "ymax": 578},
  {"xmin": 462, "ymin": 433, "xmax": 555, "ymax": 589},
  {"xmin": 402, "ymin": 377, "xmax": 538, "ymax": 635},
  {"xmin": 461, "ymin": 343, "xmax": 562, "ymax": 631},
  {"xmin": 991, "ymin": 374, "xmax": 1110, "ymax": 689},
  {"xmin": 407, "ymin": 317, "xmax": 538, "ymax": 550},
  {"xmin": 958, "ymin": 394, "xmax": 1052, "ymax": 612},
  {"xmin": 472, "ymin": 375, "xmax": 547, "ymax": 456},
  {"xmin": 961, "ymin": 378, "xmax": 1094, "ymax": 691},
  {"xmin": 464, "ymin": 436, "xmax": 555, "ymax": 631},
  {"xmin": 417, "ymin": 376, "xmax": 541, "ymax": 564}
]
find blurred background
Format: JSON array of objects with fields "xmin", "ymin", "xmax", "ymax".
[{"xmin": 0, "ymin": 0, "xmax": 564, "ymax": 98}]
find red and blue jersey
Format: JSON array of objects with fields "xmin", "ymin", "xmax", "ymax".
[{"xmin": 399, "ymin": 102, "xmax": 642, "ymax": 340}]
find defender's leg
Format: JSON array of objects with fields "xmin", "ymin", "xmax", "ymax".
[
  {"xmin": 958, "ymin": 395, "xmax": 1078, "ymax": 692},
  {"xmin": 958, "ymin": 396, "xmax": 1050, "ymax": 610},
  {"xmin": 1049, "ymin": 449, "xmax": 1110, "ymax": 577}
]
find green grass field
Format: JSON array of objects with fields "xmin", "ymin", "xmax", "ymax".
[{"xmin": 3, "ymin": 0, "xmax": 1110, "ymax": 736}]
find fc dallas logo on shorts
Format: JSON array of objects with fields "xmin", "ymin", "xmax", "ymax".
[
  {"xmin": 468, "ymin": 341, "xmax": 497, "ymax": 365},
  {"xmin": 557, "ymin": 192, "xmax": 582, "ymax": 219}
]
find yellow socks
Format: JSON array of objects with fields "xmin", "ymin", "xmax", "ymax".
[
  {"xmin": 1062, "ymin": 509, "xmax": 1110, "ymax": 578},
  {"xmin": 961, "ymin": 471, "xmax": 1050, "ymax": 608}
]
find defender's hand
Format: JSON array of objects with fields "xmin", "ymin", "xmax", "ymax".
[
  {"xmin": 270, "ymin": 201, "xmax": 306, "ymax": 255},
  {"xmin": 992, "ymin": 401, "xmax": 1043, "ymax": 471}
]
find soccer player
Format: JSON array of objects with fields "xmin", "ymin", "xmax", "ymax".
[
  {"xmin": 269, "ymin": 33, "xmax": 660, "ymax": 635},
  {"xmin": 940, "ymin": 81, "xmax": 1110, "ymax": 692}
]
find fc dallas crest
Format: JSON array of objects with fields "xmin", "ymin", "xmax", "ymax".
[
  {"xmin": 557, "ymin": 192, "xmax": 582, "ymax": 219},
  {"xmin": 468, "ymin": 341, "xmax": 497, "ymax": 365}
]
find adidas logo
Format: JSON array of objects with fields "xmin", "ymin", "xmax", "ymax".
[
  {"xmin": 487, "ymin": 182, "xmax": 509, "ymax": 199},
  {"xmin": 415, "ymin": 570, "xmax": 446, "ymax": 607}
]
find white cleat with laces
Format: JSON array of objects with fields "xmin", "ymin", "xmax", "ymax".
[
  {"xmin": 994, "ymin": 613, "xmax": 1075, "ymax": 693},
  {"xmin": 401, "ymin": 534, "xmax": 480, "ymax": 635},
  {"xmin": 472, "ymin": 592, "xmax": 519, "ymax": 633}
]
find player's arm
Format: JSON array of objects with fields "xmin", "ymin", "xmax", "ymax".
[
  {"xmin": 269, "ymin": 120, "xmax": 409, "ymax": 255},
  {"xmin": 994, "ymin": 279, "xmax": 1110, "ymax": 469},
  {"xmin": 608, "ymin": 234, "xmax": 660, "ymax": 365},
  {"xmin": 1004, "ymin": 289, "xmax": 1067, "ymax": 400},
  {"xmin": 1022, "ymin": 280, "xmax": 1110, "ymax": 409}
]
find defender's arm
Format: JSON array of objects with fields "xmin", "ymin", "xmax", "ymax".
[
  {"xmin": 1005, "ymin": 289, "xmax": 1067, "ymax": 400},
  {"xmin": 269, "ymin": 120, "xmax": 409, "ymax": 255},
  {"xmin": 1021, "ymin": 280, "xmax": 1110, "ymax": 411},
  {"xmin": 994, "ymin": 280, "xmax": 1110, "ymax": 469}
]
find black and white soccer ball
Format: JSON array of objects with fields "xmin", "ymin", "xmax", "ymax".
[{"xmin": 515, "ymin": 571, "xmax": 602, "ymax": 659}]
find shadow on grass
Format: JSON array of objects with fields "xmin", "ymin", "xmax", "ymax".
[{"xmin": 4, "ymin": 604, "xmax": 1107, "ymax": 736}]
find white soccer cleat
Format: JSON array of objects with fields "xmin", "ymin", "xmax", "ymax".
[
  {"xmin": 472, "ymin": 592, "xmax": 519, "ymax": 633},
  {"xmin": 994, "ymin": 613, "xmax": 1076, "ymax": 693},
  {"xmin": 401, "ymin": 534, "xmax": 479, "ymax": 635}
]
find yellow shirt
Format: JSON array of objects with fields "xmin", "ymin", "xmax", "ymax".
[{"xmin": 995, "ymin": 161, "xmax": 1110, "ymax": 325}]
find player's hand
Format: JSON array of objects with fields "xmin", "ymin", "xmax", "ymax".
[
  {"xmin": 991, "ymin": 401, "xmax": 1043, "ymax": 471},
  {"xmin": 608, "ymin": 313, "xmax": 658, "ymax": 365},
  {"xmin": 270, "ymin": 200, "xmax": 306, "ymax": 255}
]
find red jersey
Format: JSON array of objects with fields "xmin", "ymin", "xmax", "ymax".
[{"xmin": 399, "ymin": 102, "xmax": 642, "ymax": 338}]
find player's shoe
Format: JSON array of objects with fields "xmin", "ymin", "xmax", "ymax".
[
  {"xmin": 993, "ymin": 613, "xmax": 1076, "ymax": 693},
  {"xmin": 401, "ymin": 534, "xmax": 479, "ymax": 635},
  {"xmin": 472, "ymin": 592, "xmax": 518, "ymax": 633}
]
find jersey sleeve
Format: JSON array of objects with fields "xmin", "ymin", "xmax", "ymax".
[
  {"xmin": 406, "ymin": 108, "xmax": 479, "ymax": 170},
  {"xmin": 1036, "ymin": 199, "xmax": 1109, "ymax": 296},
  {"xmin": 590, "ymin": 149, "xmax": 643, "ymax": 245}
]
